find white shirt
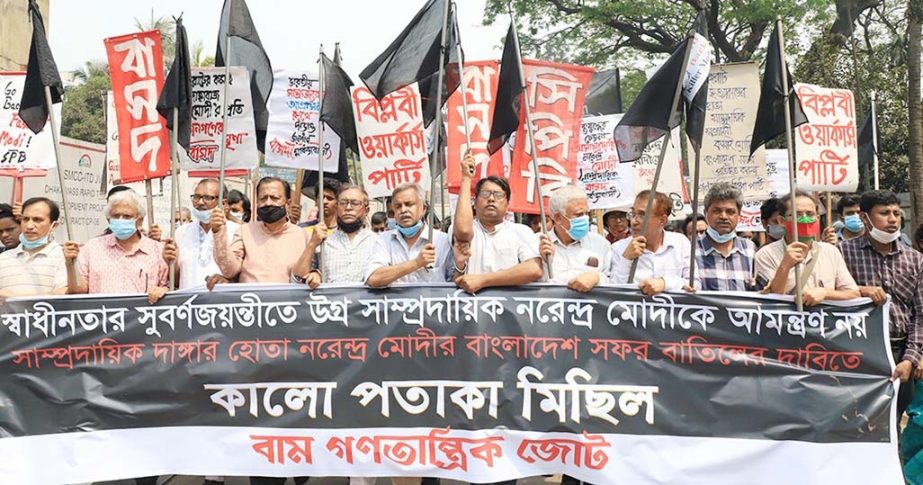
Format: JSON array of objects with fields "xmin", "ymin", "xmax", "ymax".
[
  {"xmin": 609, "ymin": 230, "xmax": 690, "ymax": 291},
  {"xmin": 175, "ymin": 220, "xmax": 239, "ymax": 289},
  {"xmin": 320, "ymin": 228, "xmax": 378, "ymax": 283},
  {"xmin": 0, "ymin": 240, "xmax": 67, "ymax": 294},
  {"xmin": 547, "ymin": 229, "xmax": 612, "ymax": 284},
  {"xmin": 364, "ymin": 225, "xmax": 454, "ymax": 285},
  {"xmin": 467, "ymin": 219, "xmax": 540, "ymax": 275}
]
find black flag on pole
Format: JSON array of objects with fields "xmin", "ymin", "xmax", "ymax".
[
  {"xmin": 216, "ymin": 0, "xmax": 273, "ymax": 150},
  {"xmin": 157, "ymin": 16, "xmax": 193, "ymax": 150},
  {"xmin": 584, "ymin": 69, "xmax": 623, "ymax": 116},
  {"xmin": 684, "ymin": 11, "xmax": 711, "ymax": 150},
  {"xmin": 749, "ymin": 22, "xmax": 808, "ymax": 154},
  {"xmin": 857, "ymin": 111, "xmax": 876, "ymax": 169},
  {"xmin": 19, "ymin": 0, "xmax": 63, "ymax": 134},
  {"xmin": 320, "ymin": 53, "xmax": 359, "ymax": 155},
  {"xmin": 359, "ymin": 0, "xmax": 458, "ymax": 125},
  {"xmin": 486, "ymin": 23, "xmax": 522, "ymax": 155}
]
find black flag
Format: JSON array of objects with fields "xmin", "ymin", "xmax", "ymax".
[
  {"xmin": 749, "ymin": 22, "xmax": 808, "ymax": 154},
  {"xmin": 157, "ymin": 17, "xmax": 193, "ymax": 150},
  {"xmin": 584, "ymin": 69, "xmax": 623, "ymax": 116},
  {"xmin": 19, "ymin": 0, "xmax": 63, "ymax": 134},
  {"xmin": 320, "ymin": 53, "xmax": 358, "ymax": 155},
  {"xmin": 486, "ymin": 24, "xmax": 522, "ymax": 155},
  {"xmin": 360, "ymin": 0, "xmax": 458, "ymax": 125},
  {"xmin": 857, "ymin": 111, "xmax": 876, "ymax": 168},
  {"xmin": 216, "ymin": 0, "xmax": 273, "ymax": 150},
  {"xmin": 684, "ymin": 11, "xmax": 711, "ymax": 150},
  {"xmin": 612, "ymin": 40, "xmax": 687, "ymax": 163}
]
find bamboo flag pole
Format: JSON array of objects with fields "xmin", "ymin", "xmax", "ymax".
[
  {"xmin": 776, "ymin": 17, "xmax": 803, "ymax": 312},
  {"xmin": 216, "ymin": 35, "xmax": 231, "ymax": 210},
  {"xmin": 144, "ymin": 179, "xmax": 156, "ymax": 231},
  {"xmin": 427, "ymin": 0, "xmax": 452, "ymax": 244},
  {"xmin": 168, "ymin": 108, "xmax": 179, "ymax": 290},
  {"xmin": 317, "ymin": 44, "xmax": 328, "ymax": 273},
  {"xmin": 44, "ymin": 86, "xmax": 76, "ymax": 288},
  {"xmin": 627, "ymin": 37, "xmax": 695, "ymax": 284},
  {"xmin": 452, "ymin": 2, "xmax": 472, "ymax": 150},
  {"xmin": 871, "ymin": 91, "xmax": 880, "ymax": 190},
  {"xmin": 688, "ymin": 141, "xmax": 702, "ymax": 288},
  {"xmin": 509, "ymin": 5, "xmax": 554, "ymax": 279}
]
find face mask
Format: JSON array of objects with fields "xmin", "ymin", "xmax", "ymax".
[
  {"xmin": 191, "ymin": 207, "xmax": 212, "ymax": 223},
  {"xmin": 705, "ymin": 225, "xmax": 736, "ymax": 244},
  {"xmin": 19, "ymin": 232, "xmax": 49, "ymax": 250},
  {"xmin": 843, "ymin": 214, "xmax": 864, "ymax": 233},
  {"xmin": 784, "ymin": 216, "xmax": 820, "ymax": 243},
  {"xmin": 397, "ymin": 220, "xmax": 424, "ymax": 238},
  {"xmin": 109, "ymin": 219, "xmax": 137, "ymax": 240},
  {"xmin": 338, "ymin": 217, "xmax": 363, "ymax": 234},
  {"xmin": 257, "ymin": 205, "xmax": 287, "ymax": 224},
  {"xmin": 566, "ymin": 215, "xmax": 590, "ymax": 241},
  {"xmin": 866, "ymin": 215, "xmax": 902, "ymax": 244},
  {"xmin": 386, "ymin": 218, "xmax": 397, "ymax": 230},
  {"xmin": 767, "ymin": 224, "xmax": 786, "ymax": 240},
  {"xmin": 229, "ymin": 211, "xmax": 244, "ymax": 222}
]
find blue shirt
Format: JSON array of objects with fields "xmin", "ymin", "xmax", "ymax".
[{"xmin": 695, "ymin": 235, "xmax": 757, "ymax": 291}]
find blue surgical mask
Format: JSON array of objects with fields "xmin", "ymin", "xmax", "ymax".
[
  {"xmin": 19, "ymin": 232, "xmax": 49, "ymax": 250},
  {"xmin": 706, "ymin": 225, "xmax": 736, "ymax": 244},
  {"xmin": 109, "ymin": 219, "xmax": 137, "ymax": 240},
  {"xmin": 397, "ymin": 220, "xmax": 423, "ymax": 238},
  {"xmin": 191, "ymin": 207, "xmax": 212, "ymax": 223},
  {"xmin": 386, "ymin": 218, "xmax": 397, "ymax": 230},
  {"xmin": 843, "ymin": 214, "xmax": 864, "ymax": 233},
  {"xmin": 566, "ymin": 215, "xmax": 590, "ymax": 241}
]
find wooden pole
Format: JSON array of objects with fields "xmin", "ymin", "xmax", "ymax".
[
  {"xmin": 777, "ymin": 17, "xmax": 803, "ymax": 312},
  {"xmin": 452, "ymin": 2, "xmax": 472, "ymax": 149},
  {"xmin": 216, "ymin": 35, "xmax": 231, "ymax": 210},
  {"xmin": 427, "ymin": 0, "xmax": 452, "ymax": 244},
  {"xmin": 168, "ymin": 108, "xmax": 179, "ymax": 290},
  {"xmin": 510, "ymin": 5, "xmax": 554, "ymax": 279},
  {"xmin": 871, "ymin": 91, "xmax": 880, "ymax": 190},
  {"xmin": 688, "ymin": 143, "xmax": 702, "ymax": 288},
  {"xmin": 144, "ymin": 179, "xmax": 156, "ymax": 230},
  {"xmin": 44, "ymin": 86, "xmax": 76, "ymax": 288},
  {"xmin": 318, "ymin": 44, "xmax": 328, "ymax": 272}
]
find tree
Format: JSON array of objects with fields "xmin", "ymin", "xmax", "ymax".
[
  {"xmin": 134, "ymin": 9, "xmax": 176, "ymax": 67},
  {"xmin": 192, "ymin": 40, "xmax": 215, "ymax": 67},
  {"xmin": 60, "ymin": 61, "xmax": 109, "ymax": 145}
]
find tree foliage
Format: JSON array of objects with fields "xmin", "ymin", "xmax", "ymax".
[{"xmin": 60, "ymin": 61, "xmax": 109, "ymax": 145}]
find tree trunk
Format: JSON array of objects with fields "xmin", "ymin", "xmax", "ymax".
[{"xmin": 908, "ymin": 0, "xmax": 923, "ymax": 230}]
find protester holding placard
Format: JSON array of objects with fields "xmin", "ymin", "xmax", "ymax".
[
  {"xmin": 0, "ymin": 203, "xmax": 21, "ymax": 253},
  {"xmin": 212, "ymin": 177, "xmax": 309, "ymax": 284},
  {"xmin": 754, "ymin": 191, "xmax": 859, "ymax": 305},
  {"xmin": 609, "ymin": 190, "xmax": 690, "ymax": 296},
  {"xmin": 0, "ymin": 197, "xmax": 67, "ymax": 297},
  {"xmin": 162, "ymin": 179, "xmax": 239, "ymax": 290},
  {"xmin": 452, "ymin": 153, "xmax": 544, "ymax": 294},
  {"xmin": 694, "ymin": 183, "xmax": 757, "ymax": 292},
  {"xmin": 62, "ymin": 189, "xmax": 169, "ymax": 304},
  {"xmin": 538, "ymin": 184, "xmax": 611, "ymax": 292},
  {"xmin": 366, "ymin": 183, "xmax": 454, "ymax": 287}
]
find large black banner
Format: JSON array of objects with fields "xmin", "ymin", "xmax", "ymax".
[{"xmin": 0, "ymin": 284, "xmax": 902, "ymax": 484}]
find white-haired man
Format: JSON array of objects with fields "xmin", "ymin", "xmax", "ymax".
[
  {"xmin": 538, "ymin": 184, "xmax": 611, "ymax": 292},
  {"xmin": 62, "ymin": 190, "xmax": 169, "ymax": 303},
  {"xmin": 366, "ymin": 183, "xmax": 453, "ymax": 287}
]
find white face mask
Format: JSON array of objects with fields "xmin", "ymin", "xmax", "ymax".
[{"xmin": 869, "ymin": 226, "xmax": 901, "ymax": 244}]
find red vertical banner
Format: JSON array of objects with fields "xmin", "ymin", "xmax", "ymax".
[
  {"xmin": 104, "ymin": 30, "xmax": 171, "ymax": 183},
  {"xmin": 445, "ymin": 60, "xmax": 504, "ymax": 194},
  {"xmin": 509, "ymin": 60, "xmax": 594, "ymax": 214}
]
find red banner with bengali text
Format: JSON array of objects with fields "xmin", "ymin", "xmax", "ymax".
[{"xmin": 446, "ymin": 60, "xmax": 504, "ymax": 194}]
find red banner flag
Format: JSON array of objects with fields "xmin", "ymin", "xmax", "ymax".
[
  {"xmin": 446, "ymin": 60, "xmax": 504, "ymax": 194},
  {"xmin": 104, "ymin": 30, "xmax": 171, "ymax": 183},
  {"xmin": 508, "ymin": 60, "xmax": 594, "ymax": 214}
]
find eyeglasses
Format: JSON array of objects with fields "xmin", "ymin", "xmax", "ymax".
[
  {"xmin": 627, "ymin": 211, "xmax": 645, "ymax": 221},
  {"xmin": 190, "ymin": 194, "xmax": 218, "ymax": 203},
  {"xmin": 477, "ymin": 190, "xmax": 507, "ymax": 201},
  {"xmin": 337, "ymin": 199, "xmax": 366, "ymax": 208}
]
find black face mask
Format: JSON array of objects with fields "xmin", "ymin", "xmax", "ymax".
[
  {"xmin": 337, "ymin": 217, "xmax": 363, "ymax": 234},
  {"xmin": 258, "ymin": 205, "xmax": 287, "ymax": 224}
]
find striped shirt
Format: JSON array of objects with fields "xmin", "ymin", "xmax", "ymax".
[
  {"xmin": 0, "ymin": 240, "xmax": 67, "ymax": 295},
  {"xmin": 839, "ymin": 236, "xmax": 923, "ymax": 364},
  {"xmin": 695, "ymin": 235, "xmax": 757, "ymax": 291},
  {"xmin": 317, "ymin": 228, "xmax": 378, "ymax": 283}
]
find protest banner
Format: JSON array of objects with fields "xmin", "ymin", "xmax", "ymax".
[
  {"xmin": 446, "ymin": 60, "xmax": 504, "ymax": 193},
  {"xmin": 351, "ymin": 83, "xmax": 429, "ymax": 199},
  {"xmin": 794, "ymin": 83, "xmax": 859, "ymax": 192},
  {"xmin": 104, "ymin": 30, "xmax": 171, "ymax": 183},
  {"xmin": 576, "ymin": 114, "xmax": 633, "ymax": 210},
  {"xmin": 699, "ymin": 63, "xmax": 767, "ymax": 201},
  {"xmin": 179, "ymin": 67, "xmax": 259, "ymax": 171},
  {"xmin": 634, "ymin": 128, "xmax": 689, "ymax": 215},
  {"xmin": 0, "ymin": 72, "xmax": 59, "ymax": 169},
  {"xmin": 265, "ymin": 70, "xmax": 341, "ymax": 171},
  {"xmin": 104, "ymin": 91, "xmax": 121, "ymax": 183},
  {"xmin": 0, "ymin": 284, "xmax": 901, "ymax": 484},
  {"xmin": 509, "ymin": 59, "xmax": 594, "ymax": 214},
  {"xmin": 738, "ymin": 149, "xmax": 790, "ymax": 232}
]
